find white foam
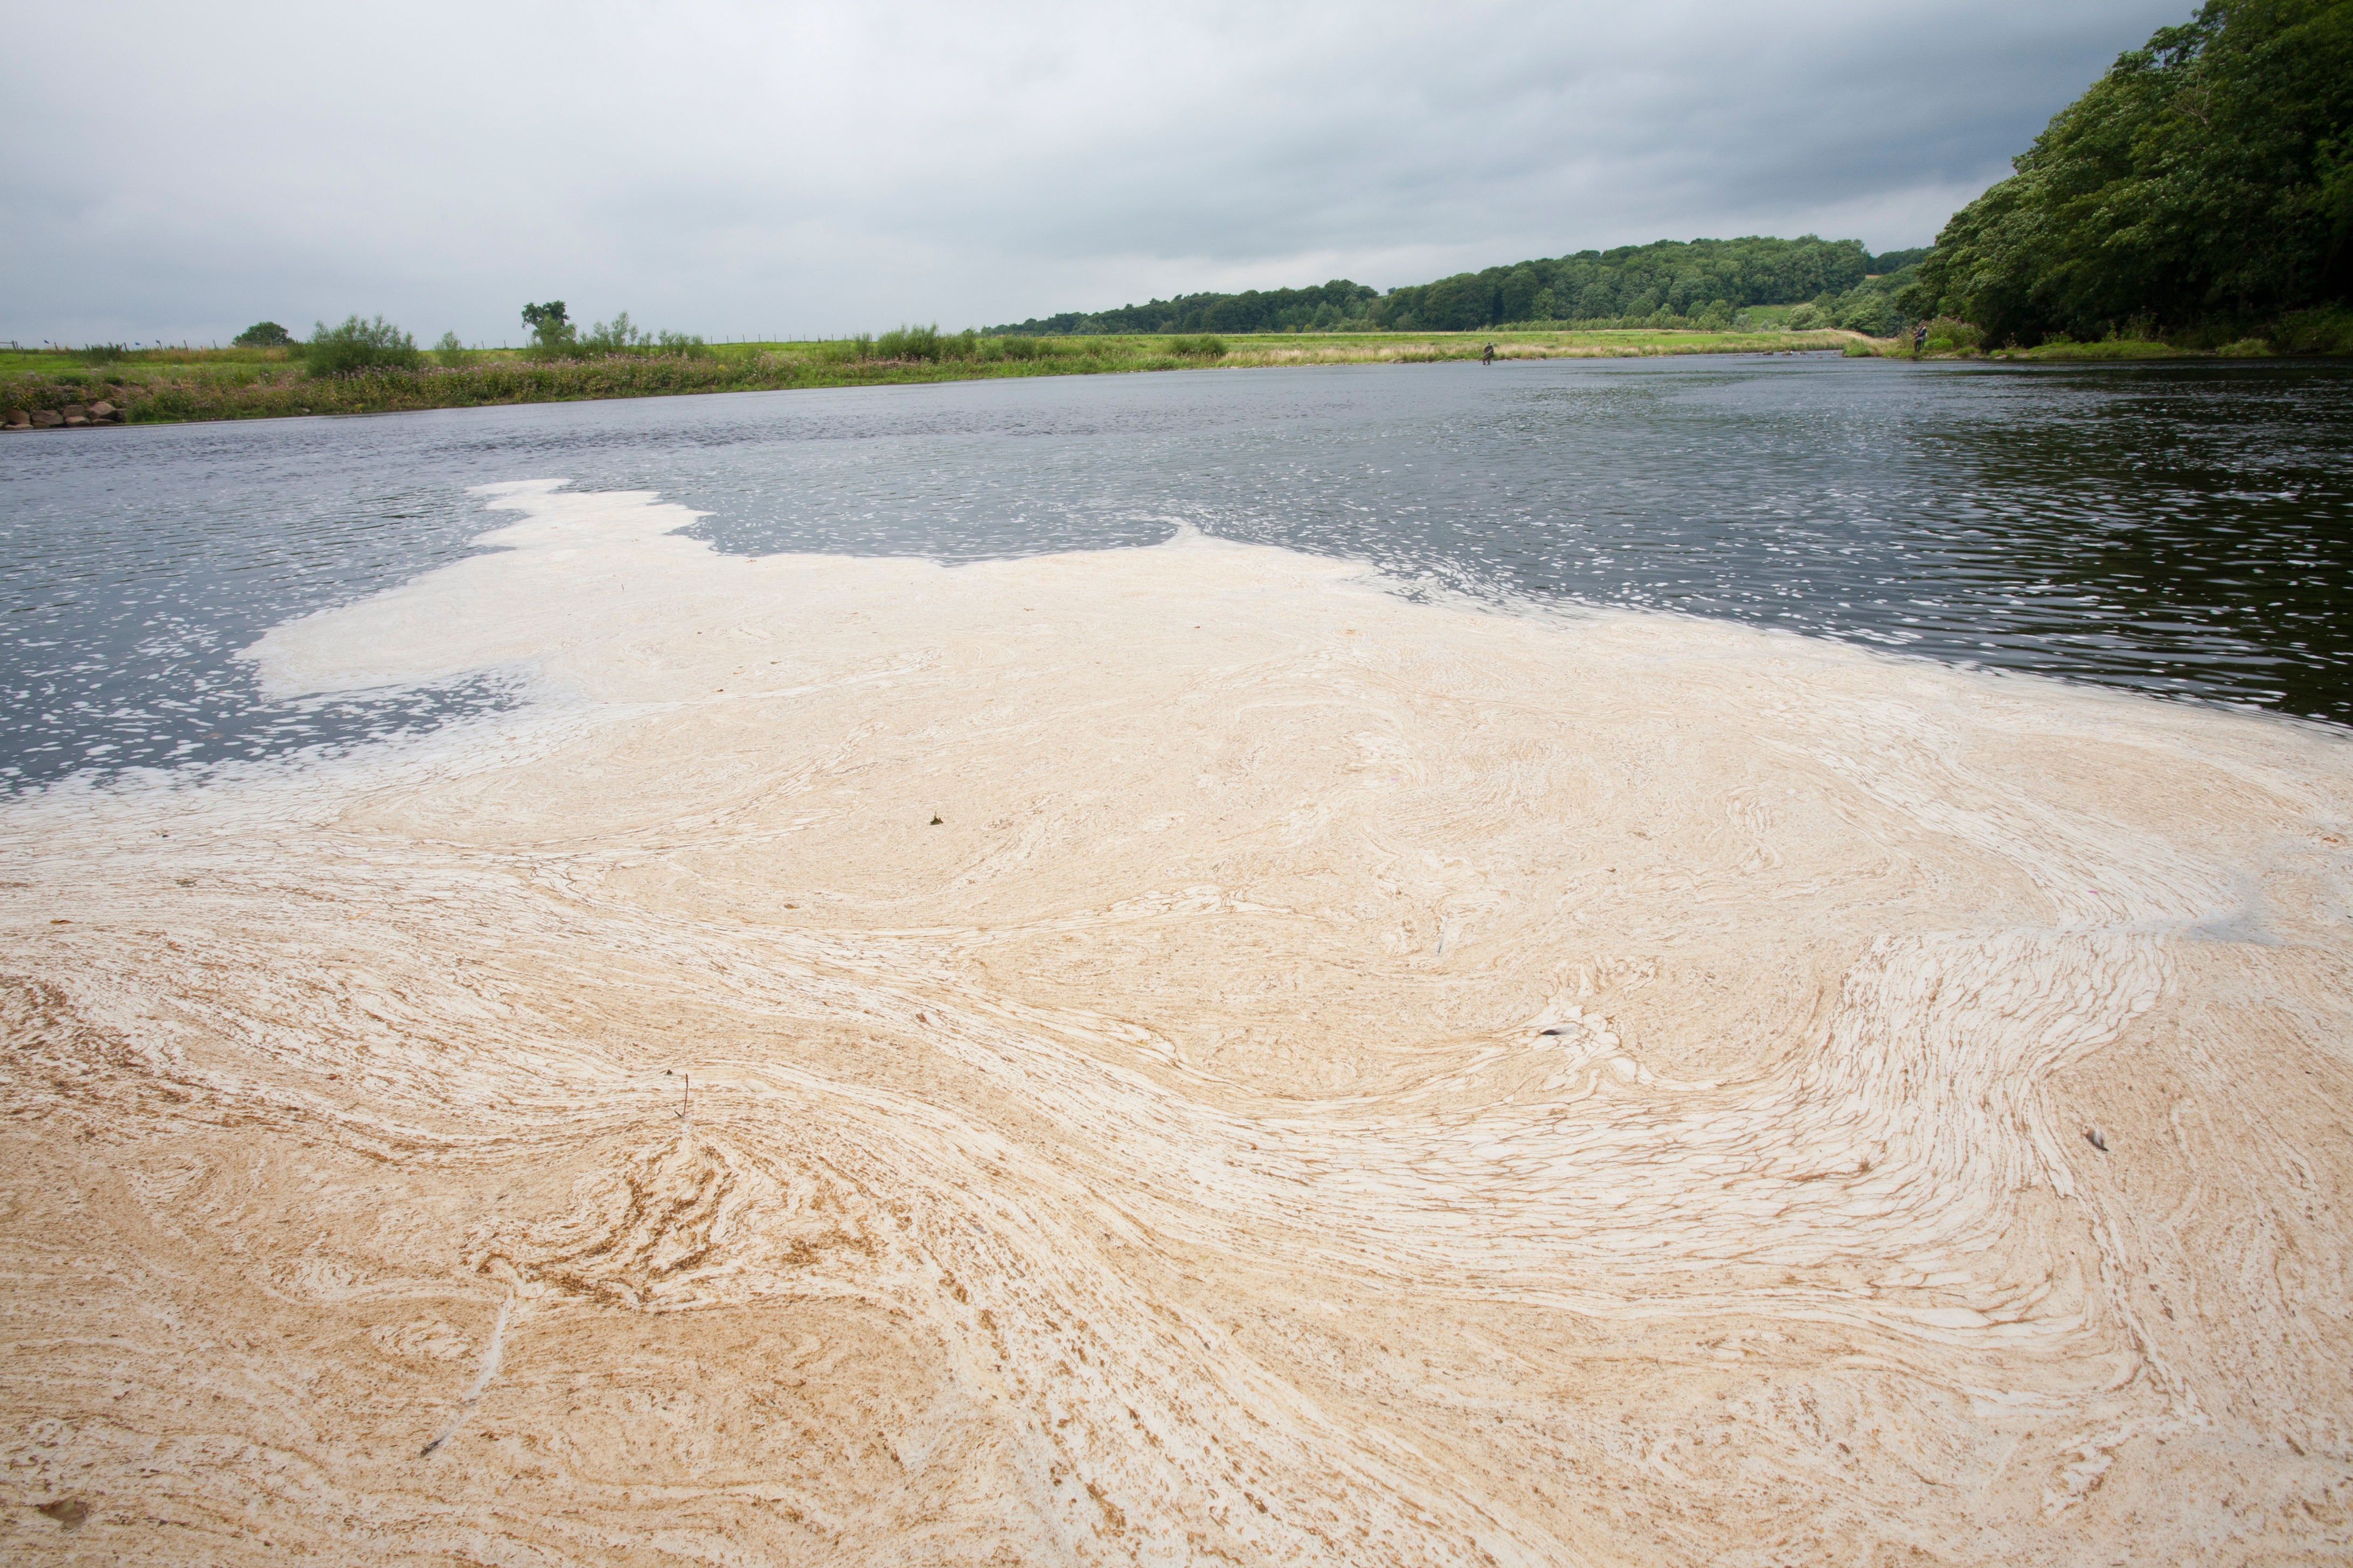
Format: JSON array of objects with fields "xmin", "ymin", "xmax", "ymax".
[{"xmin": 6, "ymin": 482, "xmax": 2351, "ymax": 1563}]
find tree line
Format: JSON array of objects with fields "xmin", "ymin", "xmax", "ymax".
[{"xmin": 988, "ymin": 238, "xmax": 1927, "ymax": 338}]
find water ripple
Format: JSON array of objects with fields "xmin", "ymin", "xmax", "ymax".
[{"xmin": 3, "ymin": 356, "xmax": 2347, "ymax": 790}]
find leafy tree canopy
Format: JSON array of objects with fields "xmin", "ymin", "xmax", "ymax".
[
  {"xmin": 521, "ymin": 301, "xmax": 575, "ymax": 348},
  {"xmin": 984, "ymin": 237, "xmax": 1921, "ymax": 336},
  {"xmin": 232, "ymin": 320, "xmax": 293, "ymax": 347},
  {"xmin": 1906, "ymin": 0, "xmax": 2353, "ymax": 343}
]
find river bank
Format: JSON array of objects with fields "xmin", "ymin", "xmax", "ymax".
[
  {"xmin": 1, "ymin": 327, "xmax": 1861, "ymax": 427},
  {"xmin": 1840, "ymin": 304, "xmax": 2353, "ymax": 362}
]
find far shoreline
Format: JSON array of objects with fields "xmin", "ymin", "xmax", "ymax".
[
  {"xmin": 5, "ymin": 328, "xmax": 1874, "ymax": 429},
  {"xmin": 10, "ymin": 328, "xmax": 2332, "ymax": 433}
]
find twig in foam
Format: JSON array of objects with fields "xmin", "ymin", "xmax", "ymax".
[{"xmin": 419, "ymin": 1293, "xmax": 511, "ymax": 1458}]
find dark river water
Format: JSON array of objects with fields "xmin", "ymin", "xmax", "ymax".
[{"xmin": 4, "ymin": 354, "xmax": 2349, "ymax": 789}]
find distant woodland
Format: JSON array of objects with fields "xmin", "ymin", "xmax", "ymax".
[{"xmin": 988, "ymin": 238, "xmax": 1928, "ymax": 339}]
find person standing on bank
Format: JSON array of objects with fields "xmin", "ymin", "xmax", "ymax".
[
  {"xmin": 1912, "ymin": 320, "xmax": 1929, "ymax": 358},
  {"xmin": 1482, "ymin": 342, "xmax": 1496, "ymax": 365}
]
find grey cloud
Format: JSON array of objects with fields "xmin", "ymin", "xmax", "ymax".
[{"xmin": 1, "ymin": 0, "xmax": 2191, "ymax": 345}]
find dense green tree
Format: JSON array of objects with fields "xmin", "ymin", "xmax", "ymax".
[
  {"xmin": 232, "ymin": 320, "xmax": 292, "ymax": 347},
  {"xmin": 1500, "ymin": 264, "xmax": 1545, "ymax": 321},
  {"xmin": 1417, "ymin": 275, "xmax": 1497, "ymax": 330},
  {"xmin": 1907, "ymin": 0, "xmax": 2353, "ymax": 342}
]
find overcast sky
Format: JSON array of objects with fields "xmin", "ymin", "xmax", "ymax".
[{"xmin": 4, "ymin": 0, "xmax": 2190, "ymax": 346}]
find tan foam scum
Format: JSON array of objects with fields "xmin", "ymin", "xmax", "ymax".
[{"xmin": 5, "ymin": 481, "xmax": 2351, "ymax": 1563}]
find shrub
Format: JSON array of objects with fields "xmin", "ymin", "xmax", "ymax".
[
  {"xmin": 2017, "ymin": 337, "xmax": 2179, "ymax": 360},
  {"xmin": 518, "ymin": 308, "xmax": 709, "ymax": 360},
  {"xmin": 2272, "ymin": 305, "xmax": 2353, "ymax": 354},
  {"xmin": 1785, "ymin": 304, "xmax": 1827, "ymax": 331},
  {"xmin": 233, "ymin": 321, "xmax": 293, "ymax": 347},
  {"xmin": 871, "ymin": 323, "xmax": 978, "ymax": 361},
  {"xmin": 877, "ymin": 324, "xmax": 939, "ymax": 359},
  {"xmin": 992, "ymin": 335, "xmax": 1052, "ymax": 360},
  {"xmin": 1920, "ymin": 316, "xmax": 1983, "ymax": 355},
  {"xmin": 304, "ymin": 315, "xmax": 422, "ymax": 375},
  {"xmin": 75, "ymin": 344, "xmax": 131, "ymax": 364},
  {"xmin": 579, "ymin": 311, "xmax": 651, "ymax": 354},
  {"xmin": 1168, "ymin": 334, "xmax": 1227, "ymax": 358},
  {"xmin": 433, "ymin": 331, "xmax": 467, "ymax": 366},
  {"xmin": 2216, "ymin": 338, "xmax": 2274, "ymax": 357}
]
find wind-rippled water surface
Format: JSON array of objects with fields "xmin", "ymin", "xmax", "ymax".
[{"xmin": 3, "ymin": 354, "xmax": 2348, "ymax": 788}]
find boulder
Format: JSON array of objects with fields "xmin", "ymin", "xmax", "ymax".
[
  {"xmin": 88, "ymin": 400, "xmax": 115, "ymax": 418},
  {"xmin": 3, "ymin": 410, "xmax": 27, "ymax": 429},
  {"xmin": 64, "ymin": 414, "xmax": 89, "ymax": 427},
  {"xmin": 30, "ymin": 409, "xmax": 63, "ymax": 428}
]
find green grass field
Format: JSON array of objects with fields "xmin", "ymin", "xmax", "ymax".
[{"xmin": 2, "ymin": 328, "xmax": 1870, "ymax": 426}]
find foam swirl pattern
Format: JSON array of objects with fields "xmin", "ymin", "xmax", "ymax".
[{"xmin": 4, "ymin": 483, "xmax": 2350, "ymax": 1563}]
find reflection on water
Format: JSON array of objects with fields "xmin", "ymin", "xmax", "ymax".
[{"xmin": 2, "ymin": 356, "xmax": 2347, "ymax": 788}]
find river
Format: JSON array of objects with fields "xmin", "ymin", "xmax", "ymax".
[{"xmin": 5, "ymin": 353, "xmax": 2348, "ymax": 789}]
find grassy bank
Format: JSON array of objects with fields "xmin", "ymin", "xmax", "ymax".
[
  {"xmin": 1852, "ymin": 337, "xmax": 2296, "ymax": 363},
  {"xmin": 1, "ymin": 329, "xmax": 1863, "ymax": 427},
  {"xmin": 1849, "ymin": 334, "xmax": 2269, "ymax": 363}
]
